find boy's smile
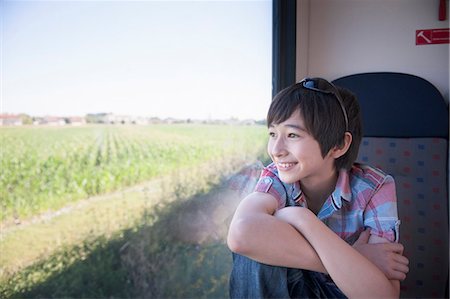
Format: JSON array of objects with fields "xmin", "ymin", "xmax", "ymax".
[
  {"xmin": 267, "ymin": 110, "xmax": 337, "ymax": 188},
  {"xmin": 276, "ymin": 162, "xmax": 297, "ymax": 171}
]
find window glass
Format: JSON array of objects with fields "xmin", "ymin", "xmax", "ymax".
[{"xmin": 1, "ymin": 1, "xmax": 272, "ymax": 298}]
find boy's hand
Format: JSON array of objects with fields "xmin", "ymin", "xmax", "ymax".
[{"xmin": 353, "ymin": 229, "xmax": 409, "ymax": 281}]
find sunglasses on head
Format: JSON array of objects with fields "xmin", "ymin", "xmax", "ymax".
[{"xmin": 298, "ymin": 77, "xmax": 349, "ymax": 132}]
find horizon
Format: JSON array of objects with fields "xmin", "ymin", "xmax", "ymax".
[{"xmin": 0, "ymin": 111, "xmax": 266, "ymax": 121}]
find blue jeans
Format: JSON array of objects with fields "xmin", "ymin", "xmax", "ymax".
[{"xmin": 230, "ymin": 253, "xmax": 347, "ymax": 299}]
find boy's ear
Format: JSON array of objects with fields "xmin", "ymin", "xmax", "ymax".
[{"xmin": 331, "ymin": 132, "xmax": 352, "ymax": 159}]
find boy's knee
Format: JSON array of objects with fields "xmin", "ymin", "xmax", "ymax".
[{"xmin": 230, "ymin": 254, "xmax": 291, "ymax": 299}]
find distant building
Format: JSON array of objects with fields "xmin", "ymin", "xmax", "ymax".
[
  {"xmin": 86, "ymin": 113, "xmax": 135, "ymax": 124},
  {"xmin": 0, "ymin": 114, "xmax": 23, "ymax": 126},
  {"xmin": 240, "ymin": 119, "xmax": 256, "ymax": 126},
  {"xmin": 132, "ymin": 116, "xmax": 151, "ymax": 125},
  {"xmin": 42, "ymin": 116, "xmax": 66, "ymax": 126},
  {"xmin": 109, "ymin": 114, "xmax": 133, "ymax": 124},
  {"xmin": 66, "ymin": 116, "xmax": 86, "ymax": 126}
]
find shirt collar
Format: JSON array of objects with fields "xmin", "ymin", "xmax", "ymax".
[
  {"xmin": 289, "ymin": 169, "xmax": 352, "ymax": 209},
  {"xmin": 330, "ymin": 169, "xmax": 352, "ymax": 209}
]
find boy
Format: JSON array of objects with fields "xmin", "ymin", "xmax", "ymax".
[{"xmin": 227, "ymin": 78, "xmax": 409, "ymax": 298}]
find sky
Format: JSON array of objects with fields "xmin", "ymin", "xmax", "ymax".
[{"xmin": 1, "ymin": 0, "xmax": 272, "ymax": 120}]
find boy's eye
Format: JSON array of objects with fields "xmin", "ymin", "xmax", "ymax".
[
  {"xmin": 288, "ymin": 133, "xmax": 299, "ymax": 138},
  {"xmin": 269, "ymin": 132, "xmax": 276, "ymax": 137}
]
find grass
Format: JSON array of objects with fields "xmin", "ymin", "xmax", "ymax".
[{"xmin": 2, "ymin": 226, "xmax": 232, "ymax": 298}]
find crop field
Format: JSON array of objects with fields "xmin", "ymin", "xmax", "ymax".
[
  {"xmin": 0, "ymin": 124, "xmax": 267, "ymax": 223},
  {"xmin": 0, "ymin": 124, "xmax": 268, "ymax": 298}
]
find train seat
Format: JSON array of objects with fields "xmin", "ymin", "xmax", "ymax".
[{"xmin": 333, "ymin": 72, "xmax": 449, "ymax": 299}]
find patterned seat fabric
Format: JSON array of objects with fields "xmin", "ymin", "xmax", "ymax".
[
  {"xmin": 333, "ymin": 72, "xmax": 449, "ymax": 298},
  {"xmin": 357, "ymin": 137, "xmax": 448, "ymax": 298}
]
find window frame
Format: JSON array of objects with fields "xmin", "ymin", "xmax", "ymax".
[{"xmin": 272, "ymin": 0, "xmax": 296, "ymax": 97}]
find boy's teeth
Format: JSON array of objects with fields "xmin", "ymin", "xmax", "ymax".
[{"xmin": 278, "ymin": 162, "xmax": 295, "ymax": 168}]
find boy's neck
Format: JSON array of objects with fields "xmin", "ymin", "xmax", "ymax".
[{"xmin": 301, "ymin": 169, "xmax": 339, "ymax": 215}]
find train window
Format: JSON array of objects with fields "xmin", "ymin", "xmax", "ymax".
[{"xmin": 1, "ymin": 1, "xmax": 272, "ymax": 298}]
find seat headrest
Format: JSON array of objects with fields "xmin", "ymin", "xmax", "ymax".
[{"xmin": 333, "ymin": 72, "xmax": 449, "ymax": 138}]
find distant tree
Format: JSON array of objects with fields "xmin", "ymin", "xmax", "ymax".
[
  {"xmin": 86, "ymin": 113, "xmax": 108, "ymax": 124},
  {"xmin": 19, "ymin": 114, "xmax": 32, "ymax": 125},
  {"xmin": 255, "ymin": 119, "xmax": 266, "ymax": 126},
  {"xmin": 85, "ymin": 114, "xmax": 97, "ymax": 123}
]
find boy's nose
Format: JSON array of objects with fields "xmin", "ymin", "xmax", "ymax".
[{"xmin": 270, "ymin": 137, "xmax": 287, "ymax": 157}]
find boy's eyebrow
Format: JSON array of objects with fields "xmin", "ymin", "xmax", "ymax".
[
  {"xmin": 284, "ymin": 123, "xmax": 307, "ymax": 131},
  {"xmin": 269, "ymin": 123, "xmax": 307, "ymax": 131}
]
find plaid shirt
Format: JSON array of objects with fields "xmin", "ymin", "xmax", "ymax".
[{"xmin": 254, "ymin": 162, "xmax": 400, "ymax": 244}]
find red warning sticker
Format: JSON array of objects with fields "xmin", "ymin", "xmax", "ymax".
[{"xmin": 416, "ymin": 28, "xmax": 449, "ymax": 45}]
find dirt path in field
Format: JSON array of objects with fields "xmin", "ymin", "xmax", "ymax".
[
  {"xmin": 1, "ymin": 163, "xmax": 261, "ymax": 238},
  {"xmin": 2, "ymin": 162, "xmax": 262, "ymax": 241},
  {"xmin": 0, "ymin": 162, "xmax": 263, "ymax": 277},
  {"xmin": 1, "ymin": 177, "xmax": 166, "ymax": 236}
]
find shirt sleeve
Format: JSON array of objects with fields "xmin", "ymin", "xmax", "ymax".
[
  {"xmin": 363, "ymin": 175, "xmax": 401, "ymax": 243},
  {"xmin": 254, "ymin": 166, "xmax": 287, "ymax": 210}
]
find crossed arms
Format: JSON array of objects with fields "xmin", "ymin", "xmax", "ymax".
[{"xmin": 227, "ymin": 192, "xmax": 409, "ymax": 299}]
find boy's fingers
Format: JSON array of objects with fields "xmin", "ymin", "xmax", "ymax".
[
  {"xmin": 354, "ymin": 229, "xmax": 371, "ymax": 245},
  {"xmin": 395, "ymin": 271, "xmax": 407, "ymax": 281},
  {"xmin": 384, "ymin": 242, "xmax": 404, "ymax": 254},
  {"xmin": 394, "ymin": 254, "xmax": 409, "ymax": 265},
  {"xmin": 388, "ymin": 270, "xmax": 407, "ymax": 281},
  {"xmin": 397, "ymin": 265, "xmax": 409, "ymax": 274},
  {"xmin": 394, "ymin": 263, "xmax": 409, "ymax": 274}
]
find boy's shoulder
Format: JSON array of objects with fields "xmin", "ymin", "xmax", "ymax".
[
  {"xmin": 348, "ymin": 162, "xmax": 394, "ymax": 196},
  {"xmin": 350, "ymin": 163, "xmax": 391, "ymax": 183}
]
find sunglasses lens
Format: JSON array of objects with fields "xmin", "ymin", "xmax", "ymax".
[{"xmin": 303, "ymin": 80, "xmax": 316, "ymax": 89}]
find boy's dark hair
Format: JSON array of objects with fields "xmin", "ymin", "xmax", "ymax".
[{"xmin": 267, "ymin": 80, "xmax": 362, "ymax": 170}]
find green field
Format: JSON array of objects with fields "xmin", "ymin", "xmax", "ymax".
[
  {"xmin": 0, "ymin": 124, "xmax": 267, "ymax": 223},
  {"xmin": 0, "ymin": 124, "xmax": 268, "ymax": 298}
]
